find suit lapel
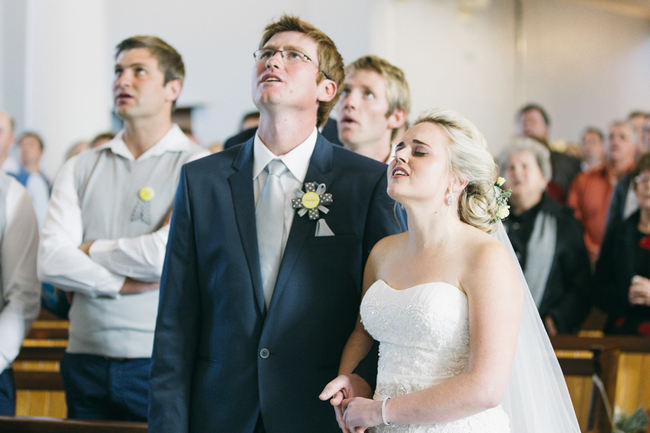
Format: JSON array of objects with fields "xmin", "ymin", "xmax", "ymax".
[
  {"xmin": 268, "ymin": 136, "xmax": 333, "ymax": 311},
  {"xmin": 228, "ymin": 140, "xmax": 266, "ymax": 315}
]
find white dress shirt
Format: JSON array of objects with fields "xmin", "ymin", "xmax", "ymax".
[
  {"xmin": 253, "ymin": 128, "xmax": 317, "ymax": 253},
  {"xmin": 0, "ymin": 176, "xmax": 40, "ymax": 371},
  {"xmin": 38, "ymin": 125, "xmax": 208, "ymax": 298}
]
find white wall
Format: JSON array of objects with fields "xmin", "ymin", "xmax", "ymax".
[
  {"xmin": 520, "ymin": 0, "xmax": 650, "ymax": 144},
  {"xmin": 25, "ymin": 0, "xmax": 112, "ymax": 179},
  {"xmin": 0, "ymin": 0, "xmax": 28, "ymax": 133},
  {"xmin": 1, "ymin": 0, "xmax": 648, "ymax": 174},
  {"xmin": 370, "ymin": 0, "xmax": 517, "ymax": 153},
  {"xmin": 0, "ymin": 1, "xmax": 5, "ymax": 108}
]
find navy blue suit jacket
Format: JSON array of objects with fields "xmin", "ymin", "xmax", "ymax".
[{"xmin": 149, "ymin": 135, "xmax": 404, "ymax": 433}]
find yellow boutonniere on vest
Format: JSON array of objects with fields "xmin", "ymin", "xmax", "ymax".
[
  {"xmin": 131, "ymin": 186, "xmax": 155, "ymax": 224},
  {"xmin": 292, "ymin": 182, "xmax": 335, "ymax": 236}
]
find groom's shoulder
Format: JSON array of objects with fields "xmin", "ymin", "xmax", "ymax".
[
  {"xmin": 329, "ymin": 141, "xmax": 388, "ymax": 177},
  {"xmin": 183, "ymin": 144, "xmax": 243, "ymax": 177}
]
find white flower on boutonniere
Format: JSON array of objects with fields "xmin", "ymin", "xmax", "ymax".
[{"xmin": 292, "ymin": 182, "xmax": 335, "ymax": 236}]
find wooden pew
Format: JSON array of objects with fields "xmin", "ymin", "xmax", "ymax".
[
  {"xmin": 553, "ymin": 335, "xmax": 650, "ymax": 433},
  {"xmin": 13, "ymin": 324, "xmax": 68, "ymax": 417},
  {"xmin": 0, "ymin": 416, "xmax": 147, "ymax": 432}
]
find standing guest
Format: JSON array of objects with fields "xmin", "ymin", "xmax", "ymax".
[
  {"xmin": 149, "ymin": 15, "xmax": 404, "ymax": 433},
  {"xmin": 18, "ymin": 132, "xmax": 50, "ymax": 228},
  {"xmin": 0, "ymin": 113, "xmax": 50, "ymax": 228},
  {"xmin": 337, "ymin": 55, "xmax": 410, "ymax": 163},
  {"xmin": 568, "ymin": 121, "xmax": 638, "ymax": 264},
  {"xmin": 501, "ymin": 139, "xmax": 591, "ymax": 335},
  {"xmin": 38, "ymin": 35, "xmax": 206, "ymax": 421},
  {"xmin": 0, "ymin": 171, "xmax": 40, "ymax": 415},
  {"xmin": 580, "ymin": 127, "xmax": 606, "ymax": 172},
  {"xmin": 596, "ymin": 153, "xmax": 650, "ymax": 336},
  {"xmin": 517, "ymin": 103, "xmax": 581, "ymax": 203}
]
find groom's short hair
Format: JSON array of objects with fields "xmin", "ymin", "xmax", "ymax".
[{"xmin": 258, "ymin": 15, "xmax": 344, "ymax": 127}]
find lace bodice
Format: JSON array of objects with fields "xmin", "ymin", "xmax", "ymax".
[{"xmin": 360, "ymin": 280, "xmax": 510, "ymax": 433}]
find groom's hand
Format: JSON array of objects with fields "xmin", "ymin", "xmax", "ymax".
[{"xmin": 320, "ymin": 374, "xmax": 372, "ymax": 432}]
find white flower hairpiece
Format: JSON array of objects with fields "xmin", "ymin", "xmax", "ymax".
[{"xmin": 492, "ymin": 177, "xmax": 512, "ymax": 223}]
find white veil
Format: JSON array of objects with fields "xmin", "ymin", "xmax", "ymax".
[{"xmin": 493, "ymin": 223, "xmax": 581, "ymax": 432}]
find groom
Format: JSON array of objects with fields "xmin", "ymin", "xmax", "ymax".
[{"xmin": 149, "ymin": 15, "xmax": 404, "ymax": 433}]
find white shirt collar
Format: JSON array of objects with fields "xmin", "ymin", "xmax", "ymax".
[
  {"xmin": 253, "ymin": 127, "xmax": 318, "ymax": 183},
  {"xmin": 106, "ymin": 124, "xmax": 191, "ymax": 161}
]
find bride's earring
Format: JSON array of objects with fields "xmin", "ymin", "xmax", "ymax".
[{"xmin": 446, "ymin": 192, "xmax": 454, "ymax": 206}]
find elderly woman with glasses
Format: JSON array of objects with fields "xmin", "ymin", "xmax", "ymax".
[
  {"xmin": 500, "ymin": 138, "xmax": 592, "ymax": 335},
  {"xmin": 596, "ymin": 153, "xmax": 650, "ymax": 336}
]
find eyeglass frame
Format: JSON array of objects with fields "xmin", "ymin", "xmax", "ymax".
[{"xmin": 253, "ymin": 48, "xmax": 332, "ymax": 80}]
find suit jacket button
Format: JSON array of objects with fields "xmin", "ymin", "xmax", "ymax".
[{"xmin": 259, "ymin": 348, "xmax": 270, "ymax": 359}]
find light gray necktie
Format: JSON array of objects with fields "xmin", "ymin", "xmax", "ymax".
[{"xmin": 256, "ymin": 159, "xmax": 287, "ymax": 308}]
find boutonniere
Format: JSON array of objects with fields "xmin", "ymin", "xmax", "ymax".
[
  {"xmin": 639, "ymin": 235, "xmax": 650, "ymax": 250},
  {"xmin": 131, "ymin": 186, "xmax": 155, "ymax": 224},
  {"xmin": 292, "ymin": 182, "xmax": 335, "ymax": 236}
]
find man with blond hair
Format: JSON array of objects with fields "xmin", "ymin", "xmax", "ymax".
[
  {"xmin": 38, "ymin": 35, "xmax": 206, "ymax": 421},
  {"xmin": 337, "ymin": 55, "xmax": 410, "ymax": 163},
  {"xmin": 150, "ymin": 15, "xmax": 403, "ymax": 433}
]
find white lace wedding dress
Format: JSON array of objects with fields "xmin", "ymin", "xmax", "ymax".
[{"xmin": 361, "ymin": 279, "xmax": 511, "ymax": 433}]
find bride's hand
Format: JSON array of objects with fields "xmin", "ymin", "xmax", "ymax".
[
  {"xmin": 342, "ymin": 397, "xmax": 382, "ymax": 432},
  {"xmin": 320, "ymin": 374, "xmax": 372, "ymax": 432}
]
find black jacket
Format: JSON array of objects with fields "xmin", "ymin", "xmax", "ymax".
[
  {"xmin": 596, "ymin": 210, "xmax": 650, "ymax": 335},
  {"xmin": 506, "ymin": 194, "xmax": 592, "ymax": 333}
]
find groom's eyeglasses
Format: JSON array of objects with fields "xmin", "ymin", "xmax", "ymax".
[{"xmin": 253, "ymin": 48, "xmax": 332, "ymax": 80}]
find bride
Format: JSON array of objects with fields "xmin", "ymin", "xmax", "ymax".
[{"xmin": 320, "ymin": 109, "xmax": 580, "ymax": 432}]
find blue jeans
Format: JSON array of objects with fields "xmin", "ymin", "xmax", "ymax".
[
  {"xmin": 60, "ymin": 353, "xmax": 151, "ymax": 421},
  {"xmin": 0, "ymin": 368, "xmax": 15, "ymax": 415}
]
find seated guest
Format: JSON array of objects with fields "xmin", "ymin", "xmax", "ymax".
[
  {"xmin": 628, "ymin": 111, "xmax": 646, "ymax": 150},
  {"xmin": 580, "ymin": 127, "xmax": 606, "ymax": 172},
  {"xmin": 517, "ymin": 103, "xmax": 581, "ymax": 203},
  {"xmin": 501, "ymin": 138, "xmax": 591, "ymax": 335},
  {"xmin": 596, "ymin": 153, "xmax": 650, "ymax": 336},
  {"xmin": 0, "ymin": 171, "xmax": 40, "ymax": 415},
  {"xmin": 568, "ymin": 120, "xmax": 638, "ymax": 264}
]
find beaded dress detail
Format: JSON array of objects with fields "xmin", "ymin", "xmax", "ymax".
[{"xmin": 361, "ymin": 280, "xmax": 510, "ymax": 433}]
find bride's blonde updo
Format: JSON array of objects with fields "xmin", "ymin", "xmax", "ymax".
[{"xmin": 414, "ymin": 108, "xmax": 499, "ymax": 233}]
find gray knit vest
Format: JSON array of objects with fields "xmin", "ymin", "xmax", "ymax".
[{"xmin": 68, "ymin": 143, "xmax": 197, "ymax": 357}]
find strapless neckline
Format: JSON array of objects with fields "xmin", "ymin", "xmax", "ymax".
[{"xmin": 371, "ymin": 279, "xmax": 466, "ymax": 297}]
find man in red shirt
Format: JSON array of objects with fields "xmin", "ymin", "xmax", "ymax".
[{"xmin": 568, "ymin": 120, "xmax": 638, "ymax": 263}]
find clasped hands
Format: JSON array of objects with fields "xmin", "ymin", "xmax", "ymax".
[{"xmin": 319, "ymin": 374, "xmax": 383, "ymax": 433}]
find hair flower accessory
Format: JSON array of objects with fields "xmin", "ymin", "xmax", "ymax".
[
  {"xmin": 292, "ymin": 182, "xmax": 335, "ymax": 236},
  {"xmin": 492, "ymin": 177, "xmax": 512, "ymax": 223}
]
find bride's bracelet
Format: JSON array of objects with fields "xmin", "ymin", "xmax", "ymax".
[{"xmin": 381, "ymin": 397, "xmax": 391, "ymax": 425}]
